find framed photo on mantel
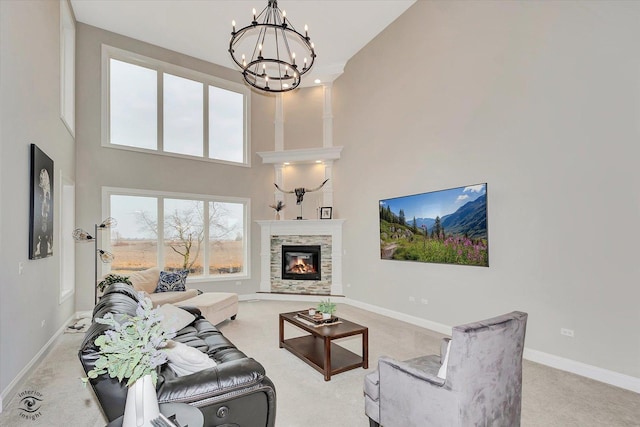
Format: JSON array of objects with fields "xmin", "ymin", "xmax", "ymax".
[{"xmin": 320, "ymin": 207, "xmax": 333, "ymax": 220}]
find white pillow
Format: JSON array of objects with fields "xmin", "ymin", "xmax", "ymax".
[
  {"xmin": 163, "ymin": 340, "xmax": 217, "ymax": 377},
  {"xmin": 157, "ymin": 304, "xmax": 195, "ymax": 333},
  {"xmin": 437, "ymin": 340, "xmax": 452, "ymax": 380}
]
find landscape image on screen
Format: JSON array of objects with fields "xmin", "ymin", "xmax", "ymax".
[{"xmin": 379, "ymin": 183, "xmax": 488, "ymax": 267}]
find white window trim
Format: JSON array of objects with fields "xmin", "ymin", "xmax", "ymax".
[
  {"xmin": 59, "ymin": 172, "xmax": 75, "ymax": 304},
  {"xmin": 102, "ymin": 186, "xmax": 251, "ymax": 282},
  {"xmin": 60, "ymin": 0, "xmax": 75, "ymax": 137},
  {"xmin": 101, "ymin": 44, "xmax": 251, "ymax": 167}
]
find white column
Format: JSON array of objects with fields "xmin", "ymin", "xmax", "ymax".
[
  {"xmin": 275, "ymin": 94, "xmax": 284, "ymax": 151},
  {"xmin": 322, "ymin": 84, "xmax": 333, "ymax": 148},
  {"xmin": 323, "ymin": 161, "xmax": 334, "ymax": 208}
]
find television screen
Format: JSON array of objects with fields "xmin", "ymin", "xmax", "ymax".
[{"xmin": 379, "ymin": 183, "xmax": 488, "ymax": 267}]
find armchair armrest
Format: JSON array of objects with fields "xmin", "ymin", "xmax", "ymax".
[
  {"xmin": 379, "ymin": 355, "xmax": 445, "ymax": 387},
  {"xmin": 157, "ymin": 357, "xmax": 268, "ymax": 404}
]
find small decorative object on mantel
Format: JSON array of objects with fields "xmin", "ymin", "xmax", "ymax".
[
  {"xmin": 269, "ymin": 200, "xmax": 285, "ymax": 220},
  {"xmin": 320, "ymin": 207, "xmax": 332, "ymax": 220}
]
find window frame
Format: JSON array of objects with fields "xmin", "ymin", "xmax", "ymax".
[
  {"xmin": 102, "ymin": 186, "xmax": 251, "ymax": 282},
  {"xmin": 101, "ymin": 45, "xmax": 251, "ymax": 167}
]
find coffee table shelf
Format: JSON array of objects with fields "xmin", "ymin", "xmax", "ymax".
[{"xmin": 279, "ymin": 311, "xmax": 368, "ymax": 381}]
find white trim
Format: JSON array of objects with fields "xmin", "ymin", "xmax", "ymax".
[
  {"xmin": 524, "ymin": 348, "xmax": 640, "ymax": 394},
  {"xmin": 0, "ymin": 314, "xmax": 75, "ymax": 411},
  {"xmin": 59, "ymin": 0, "xmax": 75, "ymax": 137},
  {"xmin": 238, "ymin": 294, "xmax": 640, "ymax": 393},
  {"xmin": 58, "ymin": 172, "xmax": 75, "ymax": 304},
  {"xmin": 257, "ymin": 146, "xmax": 343, "ymax": 165},
  {"xmin": 100, "ymin": 44, "xmax": 251, "ymax": 167}
]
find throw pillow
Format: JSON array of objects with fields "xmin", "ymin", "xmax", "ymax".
[
  {"xmin": 163, "ymin": 340, "xmax": 217, "ymax": 377},
  {"xmin": 155, "ymin": 270, "xmax": 189, "ymax": 293},
  {"xmin": 437, "ymin": 340, "xmax": 452, "ymax": 380},
  {"xmin": 127, "ymin": 267, "xmax": 162, "ymax": 294},
  {"xmin": 157, "ymin": 303, "xmax": 195, "ymax": 333}
]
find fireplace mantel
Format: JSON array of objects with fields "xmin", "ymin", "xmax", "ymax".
[{"xmin": 256, "ymin": 219, "xmax": 345, "ymax": 295}]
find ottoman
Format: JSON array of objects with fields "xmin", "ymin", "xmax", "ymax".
[{"xmin": 177, "ymin": 292, "xmax": 238, "ymax": 325}]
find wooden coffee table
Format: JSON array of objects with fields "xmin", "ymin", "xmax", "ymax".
[{"xmin": 279, "ymin": 311, "xmax": 368, "ymax": 381}]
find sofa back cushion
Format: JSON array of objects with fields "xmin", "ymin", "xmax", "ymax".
[{"xmin": 128, "ymin": 267, "xmax": 161, "ymax": 294}]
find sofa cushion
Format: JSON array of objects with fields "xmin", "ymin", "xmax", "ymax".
[
  {"xmin": 158, "ymin": 304, "xmax": 195, "ymax": 333},
  {"xmin": 147, "ymin": 289, "xmax": 199, "ymax": 306},
  {"xmin": 156, "ymin": 270, "xmax": 189, "ymax": 292},
  {"xmin": 128, "ymin": 267, "xmax": 161, "ymax": 294}
]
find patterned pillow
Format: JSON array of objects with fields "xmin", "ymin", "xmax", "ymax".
[{"xmin": 155, "ymin": 270, "xmax": 189, "ymax": 293}]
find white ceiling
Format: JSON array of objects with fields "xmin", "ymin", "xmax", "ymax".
[{"xmin": 70, "ymin": 0, "xmax": 416, "ymax": 86}]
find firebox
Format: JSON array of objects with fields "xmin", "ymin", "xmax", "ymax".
[{"xmin": 281, "ymin": 245, "xmax": 321, "ymax": 281}]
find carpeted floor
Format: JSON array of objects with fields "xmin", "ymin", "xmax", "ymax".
[{"xmin": 1, "ymin": 300, "xmax": 638, "ymax": 426}]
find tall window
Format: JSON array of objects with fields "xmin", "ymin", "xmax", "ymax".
[
  {"xmin": 102, "ymin": 45, "xmax": 250, "ymax": 165},
  {"xmin": 106, "ymin": 188, "xmax": 248, "ymax": 280}
]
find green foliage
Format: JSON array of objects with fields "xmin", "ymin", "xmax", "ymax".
[
  {"xmin": 81, "ymin": 295, "xmax": 175, "ymax": 387},
  {"xmin": 380, "ymin": 219, "xmax": 488, "ymax": 266},
  {"xmin": 97, "ymin": 274, "xmax": 133, "ymax": 292},
  {"xmin": 317, "ymin": 298, "xmax": 336, "ymax": 315}
]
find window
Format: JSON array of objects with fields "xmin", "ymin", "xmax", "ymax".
[
  {"xmin": 102, "ymin": 45, "xmax": 250, "ymax": 165},
  {"xmin": 105, "ymin": 188, "xmax": 249, "ymax": 281}
]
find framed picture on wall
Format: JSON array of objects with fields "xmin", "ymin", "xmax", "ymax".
[
  {"xmin": 29, "ymin": 144, "xmax": 54, "ymax": 259},
  {"xmin": 320, "ymin": 207, "xmax": 333, "ymax": 219},
  {"xmin": 379, "ymin": 183, "xmax": 488, "ymax": 267}
]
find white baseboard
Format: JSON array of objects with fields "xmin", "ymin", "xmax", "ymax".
[
  {"xmin": 242, "ymin": 294, "xmax": 640, "ymax": 394},
  {"xmin": 0, "ymin": 313, "xmax": 76, "ymax": 413},
  {"xmin": 524, "ymin": 348, "xmax": 640, "ymax": 393}
]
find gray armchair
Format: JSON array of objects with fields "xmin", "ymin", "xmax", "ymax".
[{"xmin": 364, "ymin": 311, "xmax": 528, "ymax": 427}]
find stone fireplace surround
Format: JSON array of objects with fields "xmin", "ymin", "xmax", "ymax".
[{"xmin": 257, "ymin": 219, "xmax": 345, "ymax": 295}]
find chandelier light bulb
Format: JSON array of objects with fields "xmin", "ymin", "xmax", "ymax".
[
  {"xmin": 252, "ymin": 8, "xmax": 256, "ymax": 21},
  {"xmin": 292, "ymin": 52, "xmax": 296, "ymax": 65},
  {"xmin": 305, "ymin": 24, "xmax": 308, "ymax": 38},
  {"xmin": 232, "ymin": 20, "xmax": 236, "ymax": 32}
]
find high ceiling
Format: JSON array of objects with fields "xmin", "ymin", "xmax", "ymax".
[{"xmin": 70, "ymin": 0, "xmax": 416, "ymax": 86}]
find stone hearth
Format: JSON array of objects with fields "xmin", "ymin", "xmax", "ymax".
[{"xmin": 256, "ymin": 220, "xmax": 345, "ymax": 295}]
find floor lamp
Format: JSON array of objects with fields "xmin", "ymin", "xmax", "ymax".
[{"xmin": 72, "ymin": 217, "xmax": 116, "ymax": 304}]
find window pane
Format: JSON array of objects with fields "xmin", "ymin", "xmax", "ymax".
[
  {"xmin": 110, "ymin": 59, "xmax": 157, "ymax": 149},
  {"xmin": 164, "ymin": 199, "xmax": 204, "ymax": 275},
  {"xmin": 209, "ymin": 201, "xmax": 244, "ymax": 275},
  {"xmin": 164, "ymin": 73, "xmax": 203, "ymax": 157},
  {"xmin": 209, "ymin": 86, "xmax": 244, "ymax": 163},
  {"xmin": 110, "ymin": 195, "xmax": 158, "ymax": 273}
]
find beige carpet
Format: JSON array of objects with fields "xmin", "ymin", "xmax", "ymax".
[{"xmin": 0, "ymin": 300, "xmax": 638, "ymax": 426}]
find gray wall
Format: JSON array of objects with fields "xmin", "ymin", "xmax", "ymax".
[
  {"xmin": 0, "ymin": 0, "xmax": 76, "ymax": 400},
  {"xmin": 333, "ymin": 0, "xmax": 640, "ymax": 379},
  {"xmin": 75, "ymin": 23, "xmax": 276, "ymax": 311}
]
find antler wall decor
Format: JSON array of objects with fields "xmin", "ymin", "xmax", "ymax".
[{"xmin": 274, "ymin": 179, "xmax": 329, "ymax": 219}]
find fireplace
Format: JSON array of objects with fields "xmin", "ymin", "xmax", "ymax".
[{"xmin": 282, "ymin": 245, "xmax": 321, "ymax": 281}]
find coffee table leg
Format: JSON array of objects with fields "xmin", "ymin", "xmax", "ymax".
[
  {"xmin": 324, "ymin": 336, "xmax": 331, "ymax": 381},
  {"xmin": 279, "ymin": 315, "xmax": 284, "ymax": 348},
  {"xmin": 363, "ymin": 328, "xmax": 369, "ymax": 369}
]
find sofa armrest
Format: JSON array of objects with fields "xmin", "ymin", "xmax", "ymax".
[
  {"xmin": 379, "ymin": 355, "xmax": 445, "ymax": 387},
  {"xmin": 157, "ymin": 357, "xmax": 268, "ymax": 404}
]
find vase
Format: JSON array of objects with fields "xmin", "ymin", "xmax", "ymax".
[
  {"xmin": 275, "ymin": 212, "xmax": 280, "ymax": 220},
  {"xmin": 122, "ymin": 374, "xmax": 160, "ymax": 427},
  {"xmin": 322, "ymin": 312, "xmax": 331, "ymax": 320}
]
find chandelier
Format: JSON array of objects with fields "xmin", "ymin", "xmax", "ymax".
[{"xmin": 229, "ymin": 0, "xmax": 316, "ymax": 92}]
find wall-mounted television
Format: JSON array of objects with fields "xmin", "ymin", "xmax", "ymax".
[{"xmin": 379, "ymin": 183, "xmax": 488, "ymax": 267}]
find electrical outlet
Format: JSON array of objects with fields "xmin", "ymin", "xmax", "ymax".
[
  {"xmin": 18, "ymin": 262, "xmax": 24, "ymax": 275},
  {"xmin": 421, "ymin": 298, "xmax": 429, "ymax": 305},
  {"xmin": 409, "ymin": 296, "xmax": 416, "ymax": 302},
  {"xmin": 41, "ymin": 320, "xmax": 45, "ymax": 328},
  {"xmin": 560, "ymin": 328, "xmax": 574, "ymax": 338},
  {"xmin": 235, "ymin": 281, "xmax": 241, "ymax": 286}
]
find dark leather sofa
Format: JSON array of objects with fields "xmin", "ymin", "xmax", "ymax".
[{"xmin": 78, "ymin": 283, "xmax": 276, "ymax": 426}]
